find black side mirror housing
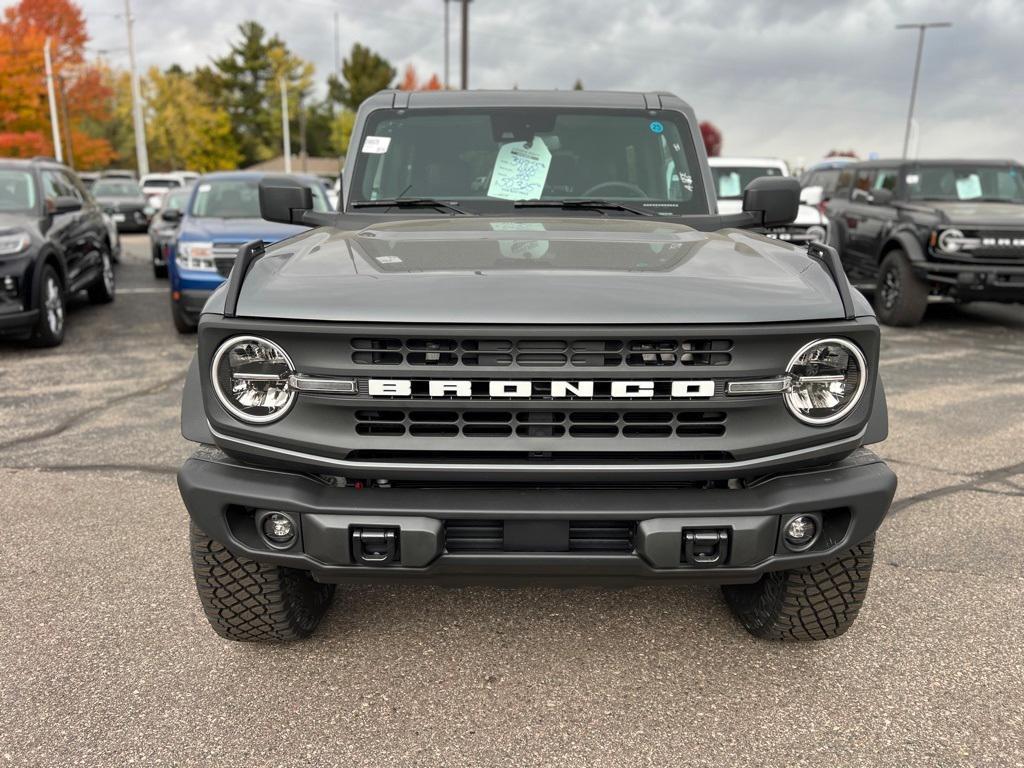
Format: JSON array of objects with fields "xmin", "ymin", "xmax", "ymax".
[
  {"xmin": 741, "ymin": 176, "xmax": 800, "ymax": 227},
  {"xmin": 869, "ymin": 187, "xmax": 894, "ymax": 206},
  {"xmin": 161, "ymin": 208, "xmax": 182, "ymax": 222},
  {"xmin": 258, "ymin": 176, "xmax": 313, "ymax": 225},
  {"xmin": 51, "ymin": 196, "xmax": 82, "ymax": 214}
]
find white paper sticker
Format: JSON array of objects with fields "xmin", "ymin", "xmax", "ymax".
[
  {"xmin": 955, "ymin": 174, "xmax": 982, "ymax": 200},
  {"xmin": 361, "ymin": 136, "xmax": 392, "ymax": 154},
  {"xmin": 487, "ymin": 140, "xmax": 552, "ymax": 200},
  {"xmin": 905, "ymin": 174, "xmax": 919, "ymax": 185},
  {"xmin": 375, "ymin": 255, "xmax": 402, "ymax": 264},
  {"xmin": 491, "ymin": 222, "xmax": 549, "ymax": 259}
]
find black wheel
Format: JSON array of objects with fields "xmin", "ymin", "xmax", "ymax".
[
  {"xmin": 28, "ymin": 264, "xmax": 65, "ymax": 347},
  {"xmin": 153, "ymin": 263, "xmax": 168, "ymax": 279},
  {"xmin": 875, "ymin": 250, "xmax": 928, "ymax": 326},
  {"xmin": 190, "ymin": 523, "xmax": 335, "ymax": 642},
  {"xmin": 171, "ymin": 294, "xmax": 196, "ymax": 333},
  {"xmin": 151, "ymin": 242, "xmax": 168, "ymax": 278},
  {"xmin": 87, "ymin": 248, "xmax": 115, "ymax": 304},
  {"xmin": 722, "ymin": 537, "xmax": 875, "ymax": 641}
]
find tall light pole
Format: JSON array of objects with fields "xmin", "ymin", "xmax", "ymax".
[
  {"xmin": 443, "ymin": 0, "xmax": 450, "ymax": 89},
  {"xmin": 280, "ymin": 77, "xmax": 292, "ymax": 173},
  {"xmin": 124, "ymin": 0, "xmax": 149, "ymax": 175},
  {"xmin": 460, "ymin": 0, "xmax": 470, "ymax": 90},
  {"xmin": 43, "ymin": 38, "xmax": 62, "ymax": 163},
  {"xmin": 896, "ymin": 21, "xmax": 951, "ymax": 159}
]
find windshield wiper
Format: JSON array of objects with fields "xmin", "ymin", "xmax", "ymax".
[
  {"xmin": 514, "ymin": 199, "xmax": 653, "ymax": 216},
  {"xmin": 351, "ymin": 198, "xmax": 468, "ymax": 214}
]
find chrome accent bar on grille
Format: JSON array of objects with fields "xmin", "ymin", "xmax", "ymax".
[{"xmin": 289, "ymin": 374, "xmax": 357, "ymax": 393}]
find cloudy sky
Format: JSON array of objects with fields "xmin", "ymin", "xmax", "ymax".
[{"xmin": 75, "ymin": 0, "xmax": 1022, "ymax": 165}]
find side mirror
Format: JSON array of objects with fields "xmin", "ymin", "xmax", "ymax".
[
  {"xmin": 50, "ymin": 196, "xmax": 82, "ymax": 214},
  {"xmin": 259, "ymin": 176, "xmax": 313, "ymax": 225},
  {"xmin": 799, "ymin": 185, "xmax": 824, "ymax": 207},
  {"xmin": 742, "ymin": 176, "xmax": 799, "ymax": 226},
  {"xmin": 161, "ymin": 208, "xmax": 182, "ymax": 222},
  {"xmin": 869, "ymin": 188, "xmax": 894, "ymax": 206}
]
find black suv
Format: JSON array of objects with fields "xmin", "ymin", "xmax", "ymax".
[
  {"xmin": 0, "ymin": 157, "xmax": 115, "ymax": 347},
  {"xmin": 826, "ymin": 159, "xmax": 1024, "ymax": 325}
]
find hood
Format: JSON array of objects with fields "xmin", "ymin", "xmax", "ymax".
[
  {"xmin": 921, "ymin": 201, "xmax": 1024, "ymax": 227},
  {"xmin": 0, "ymin": 212, "xmax": 37, "ymax": 232},
  {"xmin": 717, "ymin": 199, "xmax": 825, "ymax": 225},
  {"xmin": 95, "ymin": 194, "xmax": 146, "ymax": 207},
  {"xmin": 222, "ymin": 217, "xmax": 854, "ymax": 325},
  {"xmin": 180, "ymin": 217, "xmax": 307, "ymax": 244}
]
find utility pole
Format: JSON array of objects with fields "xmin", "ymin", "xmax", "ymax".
[
  {"xmin": 896, "ymin": 21, "xmax": 951, "ymax": 159},
  {"xmin": 299, "ymin": 94, "xmax": 308, "ymax": 173},
  {"xmin": 43, "ymin": 38, "xmax": 62, "ymax": 163},
  {"xmin": 280, "ymin": 77, "xmax": 292, "ymax": 173},
  {"xmin": 460, "ymin": 0, "xmax": 470, "ymax": 90},
  {"xmin": 443, "ymin": 0, "xmax": 450, "ymax": 89},
  {"xmin": 333, "ymin": 11, "xmax": 340, "ymax": 75},
  {"xmin": 57, "ymin": 76, "xmax": 75, "ymax": 168},
  {"xmin": 124, "ymin": 0, "xmax": 149, "ymax": 175}
]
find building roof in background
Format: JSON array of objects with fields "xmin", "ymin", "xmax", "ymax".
[{"xmin": 244, "ymin": 156, "xmax": 342, "ymax": 176}]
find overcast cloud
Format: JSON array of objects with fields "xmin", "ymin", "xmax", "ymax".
[{"xmin": 75, "ymin": 0, "xmax": 1023, "ymax": 165}]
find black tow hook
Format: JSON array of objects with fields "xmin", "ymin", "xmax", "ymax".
[
  {"xmin": 351, "ymin": 528, "xmax": 399, "ymax": 565},
  {"xmin": 683, "ymin": 529, "xmax": 730, "ymax": 567}
]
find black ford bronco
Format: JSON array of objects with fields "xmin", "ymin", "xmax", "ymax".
[
  {"xmin": 825, "ymin": 159, "xmax": 1024, "ymax": 326},
  {"xmin": 178, "ymin": 90, "xmax": 896, "ymax": 643}
]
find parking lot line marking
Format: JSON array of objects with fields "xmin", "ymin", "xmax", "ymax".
[{"xmin": 117, "ymin": 287, "xmax": 167, "ymax": 294}]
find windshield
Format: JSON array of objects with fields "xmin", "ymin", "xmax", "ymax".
[
  {"xmin": 711, "ymin": 166, "xmax": 784, "ymax": 199},
  {"xmin": 93, "ymin": 180, "xmax": 140, "ymax": 197},
  {"xmin": 191, "ymin": 178, "xmax": 328, "ymax": 218},
  {"xmin": 906, "ymin": 165, "xmax": 1024, "ymax": 203},
  {"xmin": 143, "ymin": 178, "xmax": 181, "ymax": 189},
  {"xmin": 163, "ymin": 189, "xmax": 191, "ymax": 211},
  {"xmin": 0, "ymin": 170, "xmax": 37, "ymax": 212},
  {"xmin": 349, "ymin": 108, "xmax": 708, "ymax": 215}
]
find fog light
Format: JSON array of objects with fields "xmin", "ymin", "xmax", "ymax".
[
  {"xmin": 261, "ymin": 512, "xmax": 296, "ymax": 544},
  {"xmin": 783, "ymin": 515, "xmax": 818, "ymax": 551}
]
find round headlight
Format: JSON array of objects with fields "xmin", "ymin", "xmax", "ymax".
[
  {"xmin": 212, "ymin": 336, "xmax": 296, "ymax": 424},
  {"xmin": 784, "ymin": 338, "xmax": 867, "ymax": 425},
  {"xmin": 805, "ymin": 224, "xmax": 827, "ymax": 243},
  {"xmin": 938, "ymin": 228, "xmax": 964, "ymax": 253}
]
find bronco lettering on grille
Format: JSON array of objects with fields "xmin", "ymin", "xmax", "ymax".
[{"xmin": 366, "ymin": 379, "xmax": 716, "ymax": 399}]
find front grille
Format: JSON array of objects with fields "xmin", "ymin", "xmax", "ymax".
[
  {"xmin": 444, "ymin": 520, "xmax": 635, "ymax": 552},
  {"xmin": 351, "ymin": 337, "xmax": 732, "ymax": 367},
  {"xmin": 354, "ymin": 409, "xmax": 726, "ymax": 438},
  {"xmin": 214, "ymin": 257, "xmax": 235, "ymax": 277},
  {"xmin": 344, "ymin": 450, "xmax": 733, "ymax": 463},
  {"xmin": 212, "ymin": 242, "xmax": 254, "ymax": 277}
]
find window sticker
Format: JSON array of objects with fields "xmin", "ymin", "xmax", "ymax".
[
  {"xmin": 905, "ymin": 174, "xmax": 920, "ymax": 185},
  {"xmin": 361, "ymin": 136, "xmax": 392, "ymax": 154},
  {"xmin": 955, "ymin": 174, "xmax": 982, "ymax": 200},
  {"xmin": 649, "ymin": 121, "xmax": 664, "ymax": 134},
  {"xmin": 486, "ymin": 139, "xmax": 552, "ymax": 201},
  {"xmin": 717, "ymin": 172, "xmax": 741, "ymax": 198}
]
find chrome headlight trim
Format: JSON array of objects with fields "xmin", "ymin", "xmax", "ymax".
[
  {"xmin": 211, "ymin": 335, "xmax": 297, "ymax": 424},
  {"xmin": 784, "ymin": 337, "xmax": 868, "ymax": 426}
]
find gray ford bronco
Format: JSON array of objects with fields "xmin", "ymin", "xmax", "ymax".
[{"xmin": 178, "ymin": 90, "xmax": 896, "ymax": 642}]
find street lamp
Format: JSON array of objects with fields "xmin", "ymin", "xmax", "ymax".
[{"xmin": 896, "ymin": 21, "xmax": 952, "ymax": 159}]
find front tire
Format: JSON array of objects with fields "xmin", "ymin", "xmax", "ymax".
[
  {"xmin": 875, "ymin": 250, "xmax": 928, "ymax": 326},
  {"xmin": 171, "ymin": 294, "xmax": 196, "ymax": 333},
  {"xmin": 722, "ymin": 537, "xmax": 875, "ymax": 641},
  {"xmin": 190, "ymin": 523, "xmax": 335, "ymax": 642},
  {"xmin": 28, "ymin": 265, "xmax": 66, "ymax": 347}
]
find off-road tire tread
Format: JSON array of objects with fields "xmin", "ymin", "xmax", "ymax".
[
  {"xmin": 190, "ymin": 523, "xmax": 334, "ymax": 642},
  {"xmin": 722, "ymin": 537, "xmax": 875, "ymax": 641},
  {"xmin": 876, "ymin": 250, "xmax": 928, "ymax": 327}
]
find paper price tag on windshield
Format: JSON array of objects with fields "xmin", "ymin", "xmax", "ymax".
[
  {"xmin": 361, "ymin": 136, "xmax": 391, "ymax": 154},
  {"xmin": 487, "ymin": 140, "xmax": 552, "ymax": 200}
]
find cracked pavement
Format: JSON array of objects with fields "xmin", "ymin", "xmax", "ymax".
[{"xmin": 1, "ymin": 236, "xmax": 1022, "ymax": 767}]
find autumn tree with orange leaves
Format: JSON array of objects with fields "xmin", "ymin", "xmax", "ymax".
[
  {"xmin": 0, "ymin": 0, "xmax": 115, "ymax": 167},
  {"xmin": 398, "ymin": 64, "xmax": 443, "ymax": 92}
]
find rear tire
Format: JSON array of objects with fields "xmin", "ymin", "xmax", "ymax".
[
  {"xmin": 87, "ymin": 248, "xmax": 115, "ymax": 304},
  {"xmin": 152, "ymin": 243, "xmax": 168, "ymax": 278},
  {"xmin": 190, "ymin": 523, "xmax": 335, "ymax": 642},
  {"xmin": 722, "ymin": 537, "xmax": 875, "ymax": 641},
  {"xmin": 28, "ymin": 264, "xmax": 65, "ymax": 348},
  {"xmin": 875, "ymin": 250, "xmax": 928, "ymax": 326},
  {"xmin": 171, "ymin": 294, "xmax": 196, "ymax": 333}
]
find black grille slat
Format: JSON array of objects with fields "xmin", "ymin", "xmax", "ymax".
[
  {"xmin": 349, "ymin": 337, "xmax": 733, "ymax": 367},
  {"xmin": 352, "ymin": 410, "xmax": 726, "ymax": 439},
  {"xmin": 444, "ymin": 520, "xmax": 635, "ymax": 553}
]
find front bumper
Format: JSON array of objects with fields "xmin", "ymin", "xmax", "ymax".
[
  {"xmin": 918, "ymin": 261, "xmax": 1024, "ymax": 301},
  {"xmin": 178, "ymin": 447, "xmax": 897, "ymax": 585}
]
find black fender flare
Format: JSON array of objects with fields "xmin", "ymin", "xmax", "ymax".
[
  {"xmin": 181, "ymin": 354, "xmax": 215, "ymax": 444},
  {"xmin": 863, "ymin": 376, "xmax": 888, "ymax": 446},
  {"xmin": 878, "ymin": 230, "xmax": 927, "ymax": 264}
]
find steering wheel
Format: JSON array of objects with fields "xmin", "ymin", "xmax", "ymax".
[{"xmin": 581, "ymin": 181, "xmax": 648, "ymax": 198}]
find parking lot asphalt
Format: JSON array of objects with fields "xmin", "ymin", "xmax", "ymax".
[{"xmin": 1, "ymin": 235, "xmax": 1022, "ymax": 767}]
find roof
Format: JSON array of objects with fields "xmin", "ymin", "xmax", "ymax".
[
  {"xmin": 364, "ymin": 88, "xmax": 695, "ymax": 113},
  {"xmin": 709, "ymin": 157, "xmax": 788, "ymax": 169},
  {"xmin": 0, "ymin": 157, "xmax": 66, "ymax": 170},
  {"xmin": 244, "ymin": 155, "xmax": 342, "ymax": 175},
  {"xmin": 197, "ymin": 170, "xmax": 326, "ymax": 185},
  {"xmin": 849, "ymin": 158, "xmax": 1020, "ymax": 168}
]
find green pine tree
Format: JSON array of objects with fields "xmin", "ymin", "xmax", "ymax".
[{"xmin": 327, "ymin": 43, "xmax": 396, "ymax": 112}]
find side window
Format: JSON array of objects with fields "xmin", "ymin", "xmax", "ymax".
[
  {"xmin": 60, "ymin": 171, "xmax": 85, "ymax": 201},
  {"xmin": 833, "ymin": 169, "xmax": 855, "ymax": 198},
  {"xmin": 41, "ymin": 170, "xmax": 65, "ymax": 203},
  {"xmin": 852, "ymin": 169, "xmax": 876, "ymax": 200},
  {"xmin": 873, "ymin": 169, "xmax": 899, "ymax": 192},
  {"xmin": 309, "ymin": 185, "xmax": 330, "ymax": 212}
]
